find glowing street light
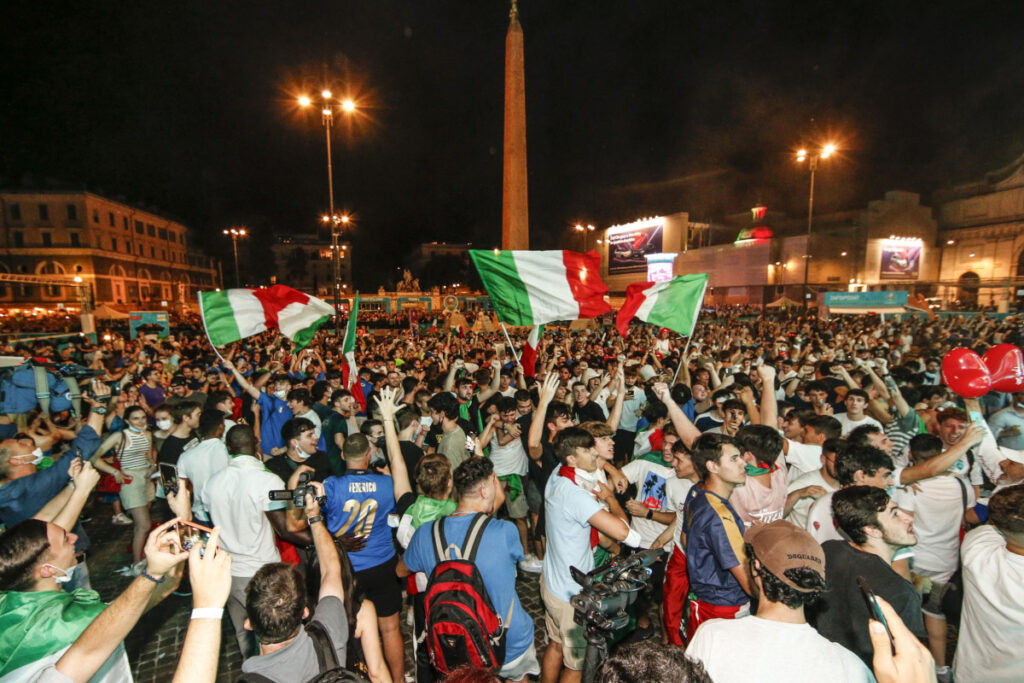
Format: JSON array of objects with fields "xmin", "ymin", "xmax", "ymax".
[
  {"xmin": 222, "ymin": 227, "xmax": 248, "ymax": 287},
  {"xmin": 795, "ymin": 142, "xmax": 838, "ymax": 306}
]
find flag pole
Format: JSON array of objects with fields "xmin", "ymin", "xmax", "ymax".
[
  {"xmin": 197, "ymin": 292, "xmax": 227, "ymax": 363},
  {"xmin": 671, "ymin": 336, "xmax": 692, "ymax": 386},
  {"xmin": 499, "ymin": 322, "xmax": 521, "ymax": 366}
]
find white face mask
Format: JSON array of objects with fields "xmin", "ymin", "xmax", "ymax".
[
  {"xmin": 17, "ymin": 448, "xmax": 45, "ymax": 466},
  {"xmin": 156, "ymin": 419, "xmax": 173, "ymax": 431},
  {"xmin": 42, "ymin": 562, "xmax": 77, "ymax": 584},
  {"xmin": 128, "ymin": 425, "xmax": 144, "ymax": 433},
  {"xmin": 273, "ymin": 390, "xmax": 288, "ymax": 400}
]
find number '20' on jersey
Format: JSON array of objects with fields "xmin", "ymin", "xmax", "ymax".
[{"xmin": 324, "ymin": 470, "xmax": 396, "ymax": 571}]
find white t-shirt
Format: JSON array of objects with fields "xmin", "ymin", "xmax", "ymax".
[
  {"xmin": 782, "ymin": 438, "xmax": 823, "ymax": 483},
  {"xmin": 805, "ymin": 490, "xmax": 843, "ymax": 544},
  {"xmin": 953, "ymin": 525, "xmax": 1024, "ymax": 683},
  {"xmin": 296, "ymin": 408, "xmax": 322, "ymax": 440},
  {"xmin": 176, "ymin": 438, "xmax": 231, "ymax": 520},
  {"xmin": 687, "ymin": 616, "xmax": 872, "ymax": 683},
  {"xmin": 542, "ymin": 475, "xmax": 603, "ymax": 601},
  {"xmin": 785, "ymin": 469, "xmax": 837, "ymax": 530},
  {"xmin": 621, "ymin": 459, "xmax": 676, "ymax": 548},
  {"xmin": 667, "ymin": 477, "xmax": 695, "ymax": 553},
  {"xmin": 200, "ymin": 455, "xmax": 288, "ymax": 577},
  {"xmin": 910, "ymin": 475, "xmax": 974, "ymax": 582},
  {"xmin": 488, "ymin": 431, "xmax": 529, "ymax": 476},
  {"xmin": 833, "ymin": 412, "xmax": 883, "ymax": 436}
]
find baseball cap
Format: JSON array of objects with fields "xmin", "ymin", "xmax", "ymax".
[
  {"xmin": 169, "ymin": 374, "xmax": 187, "ymax": 387},
  {"xmin": 639, "ymin": 364, "xmax": 657, "ymax": 381},
  {"xmin": 744, "ymin": 520, "xmax": 825, "ymax": 592}
]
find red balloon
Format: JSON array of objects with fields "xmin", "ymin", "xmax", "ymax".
[
  {"xmin": 941, "ymin": 348, "xmax": 992, "ymax": 398},
  {"xmin": 982, "ymin": 344, "xmax": 1024, "ymax": 393}
]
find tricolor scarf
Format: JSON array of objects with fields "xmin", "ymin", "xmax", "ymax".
[
  {"xmin": 0, "ymin": 589, "xmax": 106, "ymax": 676},
  {"xmin": 744, "ymin": 461, "xmax": 779, "ymax": 476},
  {"xmin": 558, "ymin": 466, "xmax": 599, "ymax": 549},
  {"xmin": 406, "ymin": 495, "xmax": 457, "ymax": 530}
]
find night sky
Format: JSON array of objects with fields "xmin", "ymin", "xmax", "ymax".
[{"xmin": 3, "ymin": 1, "xmax": 1022, "ymax": 288}]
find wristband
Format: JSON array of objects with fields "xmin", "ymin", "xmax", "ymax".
[
  {"xmin": 306, "ymin": 514, "xmax": 324, "ymax": 526},
  {"xmin": 191, "ymin": 607, "xmax": 224, "ymax": 620},
  {"xmin": 141, "ymin": 571, "xmax": 165, "ymax": 584},
  {"xmin": 623, "ymin": 528, "xmax": 643, "ymax": 548},
  {"xmin": 92, "ymin": 406, "xmax": 108, "ymax": 415}
]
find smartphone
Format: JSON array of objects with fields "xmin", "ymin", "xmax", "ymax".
[
  {"xmin": 176, "ymin": 520, "xmax": 213, "ymax": 554},
  {"xmin": 495, "ymin": 343, "xmax": 506, "ymax": 361},
  {"xmin": 857, "ymin": 576, "xmax": 895, "ymax": 655},
  {"xmin": 159, "ymin": 463, "xmax": 179, "ymax": 495}
]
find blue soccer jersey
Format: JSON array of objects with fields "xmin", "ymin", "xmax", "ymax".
[
  {"xmin": 683, "ymin": 486, "xmax": 748, "ymax": 606},
  {"xmin": 324, "ymin": 469, "xmax": 396, "ymax": 571}
]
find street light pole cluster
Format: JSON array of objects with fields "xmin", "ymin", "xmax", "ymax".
[
  {"xmin": 796, "ymin": 143, "xmax": 836, "ymax": 307},
  {"xmin": 222, "ymin": 227, "xmax": 247, "ymax": 287},
  {"xmin": 574, "ymin": 223, "xmax": 595, "ymax": 251},
  {"xmin": 299, "ymin": 90, "xmax": 357, "ymax": 336}
]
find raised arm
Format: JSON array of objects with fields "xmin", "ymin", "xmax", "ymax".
[
  {"xmin": 756, "ymin": 364, "xmax": 778, "ymax": 428},
  {"xmin": 443, "ymin": 359, "xmax": 463, "ymax": 392},
  {"xmin": 222, "ymin": 360, "xmax": 260, "ymax": 400},
  {"xmin": 528, "ymin": 373, "xmax": 560, "ymax": 460},
  {"xmin": 375, "ymin": 387, "xmax": 412, "ymax": 501},
  {"xmin": 605, "ymin": 369, "xmax": 626, "ymax": 431},
  {"xmin": 476, "ymin": 358, "xmax": 503, "ymax": 403},
  {"xmin": 651, "ymin": 382, "xmax": 700, "ymax": 448}
]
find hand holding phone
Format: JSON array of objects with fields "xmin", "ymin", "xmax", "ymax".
[{"xmin": 857, "ymin": 576, "xmax": 895, "ymax": 656}]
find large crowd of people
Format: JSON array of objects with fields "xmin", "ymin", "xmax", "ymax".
[{"xmin": 0, "ymin": 307, "xmax": 1022, "ymax": 683}]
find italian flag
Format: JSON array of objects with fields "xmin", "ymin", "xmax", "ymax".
[
  {"xmin": 615, "ymin": 273, "xmax": 709, "ymax": 337},
  {"xmin": 199, "ymin": 285, "xmax": 333, "ymax": 350},
  {"xmin": 520, "ymin": 324, "xmax": 544, "ymax": 377},
  {"xmin": 341, "ymin": 293, "xmax": 366, "ymax": 411},
  {"xmin": 469, "ymin": 249, "xmax": 610, "ymax": 326}
]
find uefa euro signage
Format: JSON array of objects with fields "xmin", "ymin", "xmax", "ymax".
[
  {"xmin": 824, "ymin": 291, "xmax": 908, "ymax": 309},
  {"xmin": 645, "ymin": 253, "xmax": 677, "ymax": 282}
]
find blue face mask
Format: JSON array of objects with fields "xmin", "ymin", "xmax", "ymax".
[{"xmin": 128, "ymin": 425, "xmax": 144, "ymax": 433}]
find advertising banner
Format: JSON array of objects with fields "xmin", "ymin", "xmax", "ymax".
[
  {"xmin": 879, "ymin": 243, "xmax": 921, "ymax": 280},
  {"xmin": 129, "ymin": 311, "xmax": 170, "ymax": 338},
  {"xmin": 608, "ymin": 222, "xmax": 663, "ymax": 274}
]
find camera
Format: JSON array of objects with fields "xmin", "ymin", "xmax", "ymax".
[{"xmin": 268, "ymin": 470, "xmax": 325, "ymax": 509}]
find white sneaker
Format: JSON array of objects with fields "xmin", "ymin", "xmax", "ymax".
[
  {"xmin": 518, "ymin": 556, "xmax": 543, "ymax": 573},
  {"xmin": 111, "ymin": 513, "xmax": 133, "ymax": 526}
]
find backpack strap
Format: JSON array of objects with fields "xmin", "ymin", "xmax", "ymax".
[
  {"xmin": 462, "ymin": 513, "xmax": 492, "ymax": 564},
  {"xmin": 432, "ymin": 515, "xmax": 449, "ymax": 563},
  {"xmin": 64, "ymin": 375, "xmax": 82, "ymax": 418},
  {"xmin": 33, "ymin": 366, "xmax": 50, "ymax": 418},
  {"xmin": 305, "ymin": 619, "xmax": 341, "ymax": 673}
]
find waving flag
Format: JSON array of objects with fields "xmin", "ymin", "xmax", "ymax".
[
  {"xmin": 199, "ymin": 285, "xmax": 333, "ymax": 350},
  {"xmin": 470, "ymin": 249, "xmax": 610, "ymax": 326},
  {"xmin": 616, "ymin": 274, "xmax": 709, "ymax": 337},
  {"xmin": 520, "ymin": 324, "xmax": 544, "ymax": 378},
  {"xmin": 341, "ymin": 293, "xmax": 366, "ymax": 411}
]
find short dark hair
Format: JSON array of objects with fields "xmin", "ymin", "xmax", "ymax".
[
  {"xmin": 642, "ymin": 400, "xmax": 668, "ymax": 424},
  {"xmin": 496, "ymin": 396, "xmax": 516, "ymax": 414},
  {"xmin": 545, "ymin": 402, "xmax": 571, "ymax": 427},
  {"xmin": 735, "ymin": 425, "xmax": 784, "ymax": 466},
  {"xmin": 225, "ymin": 424, "xmax": 257, "ymax": 456},
  {"xmin": 428, "ymin": 392, "xmax": 460, "ymax": 421},
  {"xmin": 835, "ymin": 446, "xmax": 892, "ymax": 486},
  {"xmin": 359, "ymin": 419, "xmax": 383, "ymax": 438},
  {"xmin": 205, "ymin": 389, "xmax": 234, "ymax": 410},
  {"xmin": 170, "ymin": 400, "xmax": 201, "ymax": 424},
  {"xmin": 720, "ymin": 399, "xmax": 747, "ymax": 415},
  {"xmin": 987, "ymin": 483, "xmax": 1024, "ymax": 537},
  {"xmin": 805, "ymin": 415, "xmax": 842, "ymax": 440},
  {"xmin": 746, "ymin": 543, "xmax": 827, "ymax": 609},
  {"xmin": 846, "ymin": 424, "xmax": 884, "ymax": 450},
  {"xmin": 311, "ymin": 381, "xmax": 330, "ymax": 402},
  {"xmin": 245, "ymin": 562, "xmax": 306, "ymax": 644},
  {"xmin": 286, "ymin": 388, "xmax": 312, "ymax": 408},
  {"xmin": 597, "ymin": 640, "xmax": 711, "ymax": 683},
  {"xmin": 198, "ymin": 409, "xmax": 225, "ymax": 438},
  {"xmin": 281, "ymin": 417, "xmax": 315, "ymax": 448},
  {"xmin": 513, "ymin": 389, "xmax": 532, "ymax": 404},
  {"xmin": 845, "ymin": 388, "xmax": 869, "ymax": 402},
  {"xmin": 452, "ymin": 456, "xmax": 493, "ymax": 501},
  {"xmin": 822, "ymin": 437, "xmax": 847, "ymax": 460},
  {"xmin": 0, "ymin": 519, "xmax": 51, "ymax": 591},
  {"xmin": 937, "ymin": 408, "xmax": 969, "ymax": 425},
  {"xmin": 395, "ymin": 406, "xmax": 419, "ymax": 432},
  {"xmin": 343, "ymin": 433, "xmax": 370, "ymax": 462},
  {"xmin": 909, "ymin": 433, "xmax": 943, "ymax": 462},
  {"xmin": 553, "ymin": 427, "xmax": 595, "ymax": 464},
  {"xmin": 832, "ymin": 485, "xmax": 891, "ymax": 544},
  {"xmin": 691, "ymin": 433, "xmax": 740, "ymax": 481}
]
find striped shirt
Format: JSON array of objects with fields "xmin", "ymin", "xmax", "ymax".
[{"xmin": 118, "ymin": 429, "xmax": 152, "ymax": 470}]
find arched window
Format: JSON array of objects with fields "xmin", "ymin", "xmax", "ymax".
[
  {"xmin": 958, "ymin": 271, "xmax": 980, "ymax": 309},
  {"xmin": 36, "ymin": 261, "xmax": 66, "ymax": 297}
]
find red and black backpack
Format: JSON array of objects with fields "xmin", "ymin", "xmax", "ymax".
[{"xmin": 422, "ymin": 513, "xmax": 514, "ymax": 675}]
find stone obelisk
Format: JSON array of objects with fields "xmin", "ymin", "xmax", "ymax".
[{"xmin": 502, "ymin": 0, "xmax": 529, "ymax": 250}]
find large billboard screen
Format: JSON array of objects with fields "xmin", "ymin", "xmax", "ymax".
[
  {"xmin": 607, "ymin": 221, "xmax": 664, "ymax": 274},
  {"xmin": 879, "ymin": 242, "xmax": 921, "ymax": 280}
]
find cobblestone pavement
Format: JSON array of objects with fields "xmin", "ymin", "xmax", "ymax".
[{"xmin": 80, "ymin": 499, "xmax": 660, "ymax": 682}]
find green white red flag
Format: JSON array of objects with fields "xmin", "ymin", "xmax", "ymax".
[
  {"xmin": 615, "ymin": 274, "xmax": 709, "ymax": 337},
  {"xmin": 469, "ymin": 249, "xmax": 610, "ymax": 326},
  {"xmin": 341, "ymin": 293, "xmax": 366, "ymax": 411},
  {"xmin": 520, "ymin": 324, "xmax": 544, "ymax": 377},
  {"xmin": 198, "ymin": 285, "xmax": 333, "ymax": 351}
]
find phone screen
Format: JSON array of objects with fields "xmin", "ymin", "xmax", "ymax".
[
  {"xmin": 159, "ymin": 464, "xmax": 178, "ymax": 489},
  {"xmin": 176, "ymin": 520, "xmax": 213, "ymax": 553},
  {"xmin": 857, "ymin": 576, "xmax": 895, "ymax": 655}
]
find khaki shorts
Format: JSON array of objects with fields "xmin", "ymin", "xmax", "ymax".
[
  {"xmin": 119, "ymin": 467, "xmax": 155, "ymax": 510},
  {"xmin": 505, "ymin": 480, "xmax": 529, "ymax": 520},
  {"xmin": 541, "ymin": 578, "xmax": 587, "ymax": 670}
]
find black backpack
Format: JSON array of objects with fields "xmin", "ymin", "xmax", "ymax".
[
  {"xmin": 238, "ymin": 620, "xmax": 369, "ymax": 683},
  {"xmin": 422, "ymin": 513, "xmax": 514, "ymax": 675}
]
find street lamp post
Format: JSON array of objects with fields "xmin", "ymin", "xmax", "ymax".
[
  {"xmin": 299, "ymin": 90, "xmax": 357, "ymax": 336},
  {"xmin": 573, "ymin": 223, "xmax": 596, "ymax": 251},
  {"xmin": 796, "ymin": 144, "xmax": 836, "ymax": 307},
  {"xmin": 222, "ymin": 227, "xmax": 247, "ymax": 287}
]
